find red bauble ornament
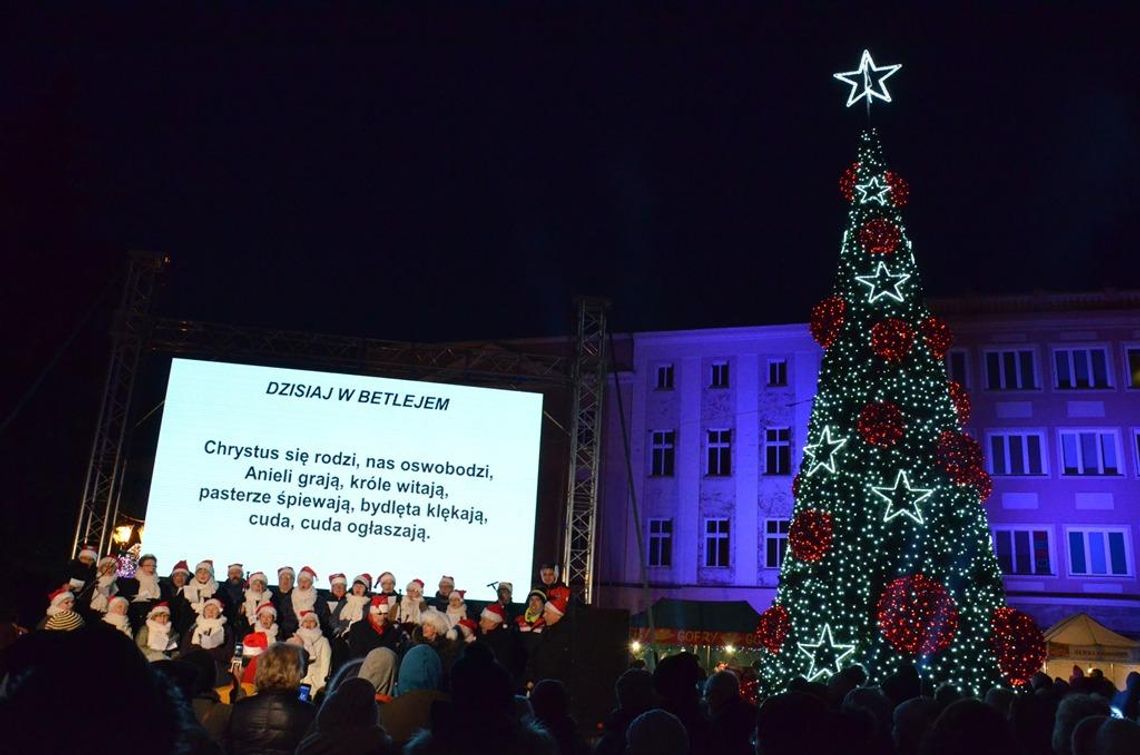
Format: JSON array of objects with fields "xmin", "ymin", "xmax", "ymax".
[
  {"xmin": 991, "ymin": 606, "xmax": 1046, "ymax": 687},
  {"xmin": 857, "ymin": 401, "xmax": 905, "ymax": 447},
  {"xmin": 876, "ymin": 574, "xmax": 959, "ymax": 655},
  {"xmin": 922, "ymin": 316, "xmax": 953, "ymax": 359},
  {"xmin": 810, "ymin": 296, "xmax": 847, "ymax": 349},
  {"xmin": 789, "ymin": 509, "xmax": 833, "ymax": 563},
  {"xmin": 970, "ymin": 467, "xmax": 993, "ymax": 503},
  {"xmin": 871, "ymin": 318, "xmax": 915, "ymax": 363},
  {"xmin": 755, "ymin": 604, "xmax": 790, "ymax": 653},
  {"xmin": 884, "ymin": 170, "xmax": 910, "ymax": 207},
  {"xmin": 859, "ymin": 217, "xmax": 901, "ymax": 255},
  {"xmin": 948, "ymin": 380, "xmax": 972, "ymax": 425},
  {"xmin": 839, "ymin": 162, "xmax": 861, "ymax": 202},
  {"xmin": 935, "ymin": 430, "xmax": 984, "ymax": 484}
]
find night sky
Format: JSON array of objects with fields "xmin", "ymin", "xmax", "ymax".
[{"xmin": 2, "ymin": 5, "xmax": 1138, "ymax": 595}]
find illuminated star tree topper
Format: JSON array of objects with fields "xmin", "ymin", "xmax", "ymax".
[{"xmin": 833, "ymin": 49, "xmax": 902, "ymax": 111}]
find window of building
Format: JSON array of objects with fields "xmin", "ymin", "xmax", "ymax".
[
  {"xmin": 765, "ymin": 519, "xmax": 790, "ymax": 569},
  {"xmin": 655, "ymin": 363, "xmax": 675, "ymax": 390},
  {"xmin": 764, "ymin": 427, "xmax": 792, "ymax": 475},
  {"xmin": 1125, "ymin": 347, "xmax": 1140, "ymax": 388},
  {"xmin": 707, "ymin": 429, "xmax": 732, "ymax": 476},
  {"xmin": 1059, "ymin": 430, "xmax": 1121, "ymax": 476},
  {"xmin": 705, "ymin": 518, "xmax": 731, "ymax": 567},
  {"xmin": 767, "ymin": 359, "xmax": 788, "ymax": 387},
  {"xmin": 1054, "ymin": 348, "xmax": 1111, "ymax": 389},
  {"xmin": 946, "ymin": 350, "xmax": 970, "ymax": 387},
  {"xmin": 985, "ymin": 349, "xmax": 1037, "ymax": 390},
  {"xmin": 1068, "ymin": 528, "xmax": 1131, "ymax": 577},
  {"xmin": 1134, "ymin": 428, "xmax": 1140, "ymax": 476},
  {"xmin": 988, "ymin": 432, "xmax": 1047, "ymax": 476},
  {"xmin": 710, "ymin": 361, "xmax": 730, "ymax": 388},
  {"xmin": 650, "ymin": 430, "xmax": 676, "ymax": 477},
  {"xmin": 992, "ymin": 528, "xmax": 1052, "ymax": 575},
  {"xmin": 648, "ymin": 519, "xmax": 673, "ymax": 567}
]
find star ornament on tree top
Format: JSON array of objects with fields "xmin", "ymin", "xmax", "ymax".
[{"xmin": 834, "ymin": 49, "xmax": 902, "ymax": 109}]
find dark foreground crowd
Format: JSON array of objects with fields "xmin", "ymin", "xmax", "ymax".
[{"xmin": 2, "ymin": 548, "xmax": 1140, "ymax": 754}]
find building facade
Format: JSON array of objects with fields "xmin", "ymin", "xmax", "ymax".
[{"xmin": 595, "ymin": 292, "xmax": 1140, "ymax": 635}]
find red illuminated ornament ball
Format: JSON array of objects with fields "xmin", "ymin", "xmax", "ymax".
[
  {"xmin": 991, "ymin": 606, "xmax": 1047, "ymax": 687},
  {"xmin": 876, "ymin": 574, "xmax": 959, "ymax": 655},
  {"xmin": 921, "ymin": 316, "xmax": 953, "ymax": 359},
  {"xmin": 935, "ymin": 430, "xmax": 984, "ymax": 484},
  {"xmin": 810, "ymin": 296, "xmax": 847, "ymax": 349},
  {"xmin": 857, "ymin": 401, "xmax": 905, "ymax": 448},
  {"xmin": 839, "ymin": 161, "xmax": 861, "ymax": 202},
  {"xmin": 884, "ymin": 170, "xmax": 910, "ymax": 208},
  {"xmin": 789, "ymin": 509, "xmax": 833, "ymax": 563},
  {"xmin": 948, "ymin": 380, "xmax": 972, "ymax": 425},
  {"xmin": 755, "ymin": 604, "xmax": 790, "ymax": 653},
  {"xmin": 970, "ymin": 467, "xmax": 993, "ymax": 503},
  {"xmin": 870, "ymin": 318, "xmax": 915, "ymax": 364},
  {"xmin": 859, "ymin": 217, "xmax": 901, "ymax": 255}
]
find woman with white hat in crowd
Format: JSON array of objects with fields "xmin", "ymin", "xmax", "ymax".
[{"xmin": 136, "ymin": 602, "xmax": 179, "ymax": 661}]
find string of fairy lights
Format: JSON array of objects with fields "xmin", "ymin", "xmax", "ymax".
[{"xmin": 754, "ymin": 51, "xmax": 1046, "ymax": 695}]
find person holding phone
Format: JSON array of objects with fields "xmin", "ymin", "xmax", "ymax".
[{"xmin": 224, "ymin": 642, "xmax": 316, "ymax": 755}]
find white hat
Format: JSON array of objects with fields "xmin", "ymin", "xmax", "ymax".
[
  {"xmin": 277, "ymin": 566, "xmax": 295, "ymax": 577},
  {"xmin": 195, "ymin": 559, "xmax": 214, "ymax": 574},
  {"xmin": 248, "ymin": 571, "xmax": 268, "ymax": 586},
  {"xmin": 78, "ymin": 544, "xmax": 98, "ymax": 561}
]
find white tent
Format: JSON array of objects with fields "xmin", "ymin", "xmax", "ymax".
[{"xmin": 1044, "ymin": 613, "xmax": 1140, "ymax": 688}]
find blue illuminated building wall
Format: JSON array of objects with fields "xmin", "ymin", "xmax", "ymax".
[{"xmin": 596, "ymin": 291, "xmax": 1140, "ymax": 634}]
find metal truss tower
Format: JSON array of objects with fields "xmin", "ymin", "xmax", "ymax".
[
  {"xmin": 561, "ymin": 297, "xmax": 609, "ymax": 603},
  {"xmin": 72, "ymin": 251, "xmax": 168, "ymax": 555}
]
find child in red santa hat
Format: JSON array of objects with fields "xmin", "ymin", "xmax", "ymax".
[
  {"xmin": 444, "ymin": 589, "xmax": 468, "ymax": 632},
  {"xmin": 41, "ymin": 588, "xmax": 84, "ymax": 631}
]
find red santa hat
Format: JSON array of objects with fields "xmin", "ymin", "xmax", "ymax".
[
  {"xmin": 194, "ymin": 559, "xmax": 214, "ymax": 575},
  {"xmin": 107, "ymin": 595, "xmax": 129, "ymax": 613},
  {"xmin": 369, "ymin": 595, "xmax": 391, "ymax": 614},
  {"xmin": 148, "ymin": 602, "xmax": 171, "ymax": 618},
  {"xmin": 78, "ymin": 543, "xmax": 98, "ymax": 561},
  {"xmin": 481, "ymin": 602, "xmax": 507, "ymax": 624},
  {"xmin": 352, "ymin": 573, "xmax": 372, "ymax": 588},
  {"xmin": 439, "ymin": 575, "xmax": 455, "ymax": 587},
  {"xmin": 247, "ymin": 571, "xmax": 268, "ymax": 587},
  {"xmin": 171, "ymin": 560, "xmax": 191, "ymax": 577},
  {"xmin": 242, "ymin": 631, "xmax": 269, "ymax": 656},
  {"xmin": 256, "ymin": 601, "xmax": 277, "ymax": 618},
  {"xmin": 329, "ymin": 573, "xmax": 348, "ymax": 587},
  {"xmin": 545, "ymin": 590, "xmax": 569, "ymax": 618},
  {"xmin": 458, "ymin": 617, "xmax": 478, "ymax": 636},
  {"xmin": 406, "ymin": 578, "xmax": 425, "ymax": 593},
  {"xmin": 298, "ymin": 565, "xmax": 318, "ymax": 583},
  {"xmin": 298, "ymin": 610, "xmax": 320, "ymax": 627},
  {"xmin": 448, "ymin": 589, "xmax": 466, "ymax": 603},
  {"xmin": 497, "ymin": 581, "xmax": 514, "ymax": 594},
  {"xmin": 48, "ymin": 587, "xmax": 74, "ymax": 609},
  {"xmin": 277, "ymin": 566, "xmax": 295, "ymax": 577},
  {"xmin": 202, "ymin": 597, "xmax": 223, "ymax": 613}
]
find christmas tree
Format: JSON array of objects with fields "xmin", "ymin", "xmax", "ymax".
[{"xmin": 755, "ymin": 52, "xmax": 1046, "ymax": 695}]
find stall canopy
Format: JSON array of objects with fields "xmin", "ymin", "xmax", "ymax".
[
  {"xmin": 1044, "ymin": 613, "xmax": 1140, "ymax": 663},
  {"xmin": 630, "ymin": 599, "xmax": 762, "ymax": 648}
]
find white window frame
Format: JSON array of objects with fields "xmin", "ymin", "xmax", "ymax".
[
  {"xmin": 704, "ymin": 517, "xmax": 731, "ymax": 568},
  {"xmin": 766, "ymin": 358, "xmax": 788, "ymax": 387},
  {"xmin": 647, "ymin": 518, "xmax": 673, "ymax": 568},
  {"xmin": 1065, "ymin": 526, "xmax": 1133, "ymax": 578},
  {"xmin": 650, "ymin": 430, "xmax": 676, "ymax": 477},
  {"xmin": 1124, "ymin": 344, "xmax": 1140, "ymax": 390},
  {"xmin": 1058, "ymin": 428, "xmax": 1123, "ymax": 477},
  {"xmin": 991, "ymin": 525, "xmax": 1054, "ymax": 576},
  {"xmin": 763, "ymin": 427, "xmax": 792, "ymax": 476},
  {"xmin": 655, "ymin": 363, "xmax": 675, "ymax": 391},
  {"xmin": 984, "ymin": 348, "xmax": 1040, "ymax": 391},
  {"xmin": 946, "ymin": 349, "xmax": 971, "ymax": 388},
  {"xmin": 1133, "ymin": 427, "xmax": 1140, "ymax": 478},
  {"xmin": 985, "ymin": 429, "xmax": 1049, "ymax": 476},
  {"xmin": 1052, "ymin": 345, "xmax": 1113, "ymax": 390},
  {"xmin": 710, "ymin": 361, "xmax": 730, "ymax": 389},
  {"xmin": 707, "ymin": 428, "xmax": 732, "ymax": 477},
  {"xmin": 764, "ymin": 518, "xmax": 790, "ymax": 569}
]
